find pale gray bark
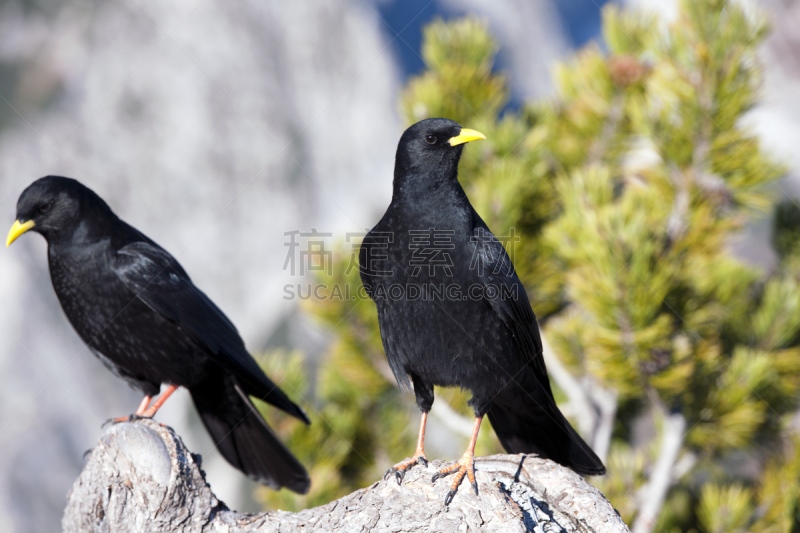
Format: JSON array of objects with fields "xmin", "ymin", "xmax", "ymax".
[
  {"xmin": 63, "ymin": 419, "xmax": 630, "ymax": 533},
  {"xmin": 541, "ymin": 335, "xmax": 618, "ymax": 463},
  {"xmin": 631, "ymin": 411, "xmax": 687, "ymax": 533}
]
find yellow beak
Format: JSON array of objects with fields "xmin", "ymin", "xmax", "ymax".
[
  {"xmin": 448, "ymin": 128, "xmax": 486, "ymax": 146},
  {"xmin": 6, "ymin": 219, "xmax": 35, "ymax": 247}
]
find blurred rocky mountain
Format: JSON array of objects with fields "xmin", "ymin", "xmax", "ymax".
[{"xmin": 0, "ymin": 0, "xmax": 573, "ymax": 531}]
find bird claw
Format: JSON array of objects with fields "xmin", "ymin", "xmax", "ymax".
[
  {"xmin": 431, "ymin": 463, "xmax": 459, "ymax": 483},
  {"xmin": 102, "ymin": 413, "xmax": 151, "ymax": 428},
  {"xmin": 384, "ymin": 467, "xmax": 406, "ymax": 485},
  {"xmin": 432, "ymin": 455, "xmax": 477, "ymax": 505},
  {"xmin": 431, "ymin": 470, "xmax": 451, "ymax": 483},
  {"xmin": 441, "ymin": 472, "xmax": 477, "ymax": 505},
  {"xmin": 102, "ymin": 415, "xmax": 130, "ymax": 428},
  {"xmin": 386, "ymin": 451, "xmax": 428, "ymax": 485}
]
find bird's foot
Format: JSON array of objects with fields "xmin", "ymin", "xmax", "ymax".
[
  {"xmin": 101, "ymin": 413, "xmax": 152, "ymax": 428},
  {"xmin": 384, "ymin": 449, "xmax": 429, "ymax": 485},
  {"xmin": 138, "ymin": 406, "xmax": 159, "ymax": 418},
  {"xmin": 432, "ymin": 453, "xmax": 478, "ymax": 505}
]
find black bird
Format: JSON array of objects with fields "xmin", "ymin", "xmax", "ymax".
[
  {"xmin": 360, "ymin": 118, "xmax": 605, "ymax": 504},
  {"xmin": 7, "ymin": 176, "xmax": 310, "ymax": 493}
]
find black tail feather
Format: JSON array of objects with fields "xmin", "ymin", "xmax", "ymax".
[
  {"xmin": 237, "ymin": 370, "xmax": 310, "ymax": 425},
  {"xmin": 487, "ymin": 376, "xmax": 605, "ymax": 476},
  {"xmin": 190, "ymin": 374, "xmax": 310, "ymax": 493}
]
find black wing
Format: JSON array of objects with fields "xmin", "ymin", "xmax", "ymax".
[
  {"xmin": 113, "ymin": 241, "xmax": 309, "ymax": 424},
  {"xmin": 470, "ymin": 219, "xmax": 548, "ymax": 382}
]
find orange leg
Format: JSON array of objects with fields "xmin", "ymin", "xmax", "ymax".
[
  {"xmin": 106, "ymin": 394, "xmax": 154, "ymax": 424},
  {"xmin": 385, "ymin": 411, "xmax": 429, "ymax": 484},
  {"xmin": 432, "ymin": 416, "xmax": 482, "ymax": 505},
  {"xmin": 139, "ymin": 384, "xmax": 178, "ymax": 418},
  {"xmin": 103, "ymin": 386, "xmax": 178, "ymax": 427},
  {"xmin": 134, "ymin": 395, "xmax": 153, "ymax": 416}
]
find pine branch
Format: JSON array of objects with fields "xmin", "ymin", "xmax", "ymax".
[{"xmin": 63, "ymin": 419, "xmax": 630, "ymax": 533}]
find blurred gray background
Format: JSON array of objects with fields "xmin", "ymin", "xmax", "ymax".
[{"xmin": 0, "ymin": 0, "xmax": 796, "ymax": 531}]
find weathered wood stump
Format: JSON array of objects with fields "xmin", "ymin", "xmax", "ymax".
[{"xmin": 63, "ymin": 419, "xmax": 630, "ymax": 532}]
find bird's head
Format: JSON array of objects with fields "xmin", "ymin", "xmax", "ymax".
[
  {"xmin": 394, "ymin": 118, "xmax": 485, "ymax": 190},
  {"xmin": 6, "ymin": 176, "xmax": 111, "ymax": 247}
]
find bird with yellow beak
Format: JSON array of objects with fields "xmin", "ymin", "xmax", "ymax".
[
  {"xmin": 359, "ymin": 117, "xmax": 604, "ymax": 505},
  {"xmin": 6, "ymin": 175, "xmax": 312, "ymax": 493}
]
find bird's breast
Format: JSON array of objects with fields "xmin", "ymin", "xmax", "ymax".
[
  {"xmin": 47, "ymin": 243, "xmax": 209, "ymax": 388},
  {"xmin": 49, "ymin": 241, "xmax": 119, "ymax": 320}
]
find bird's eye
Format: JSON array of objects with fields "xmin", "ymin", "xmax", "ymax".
[
  {"xmin": 424, "ymin": 135, "xmax": 437, "ymax": 144},
  {"xmin": 39, "ymin": 202, "xmax": 51, "ymax": 213}
]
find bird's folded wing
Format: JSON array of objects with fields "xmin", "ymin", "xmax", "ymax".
[
  {"xmin": 470, "ymin": 224, "xmax": 548, "ymax": 377},
  {"xmin": 112, "ymin": 241, "xmax": 309, "ymax": 423}
]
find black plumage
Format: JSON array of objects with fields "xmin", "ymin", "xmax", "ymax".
[
  {"xmin": 7, "ymin": 176, "xmax": 310, "ymax": 493},
  {"xmin": 360, "ymin": 118, "xmax": 605, "ymax": 502}
]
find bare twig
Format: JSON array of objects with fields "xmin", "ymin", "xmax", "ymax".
[
  {"xmin": 588, "ymin": 93, "xmax": 625, "ymax": 166},
  {"xmin": 587, "ymin": 384, "xmax": 618, "ymax": 464},
  {"xmin": 541, "ymin": 334, "xmax": 596, "ymax": 437},
  {"xmin": 541, "ymin": 334, "xmax": 618, "ymax": 462},
  {"xmin": 666, "ymin": 165, "xmax": 691, "ymax": 243},
  {"xmin": 631, "ymin": 409, "xmax": 687, "ymax": 533}
]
